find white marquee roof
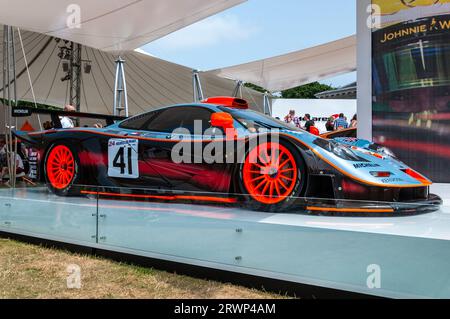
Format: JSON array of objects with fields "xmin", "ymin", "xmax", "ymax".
[
  {"xmin": 0, "ymin": 0, "xmax": 245, "ymax": 52},
  {"xmin": 0, "ymin": 27, "xmax": 264, "ymax": 116},
  {"xmin": 210, "ymin": 35, "xmax": 357, "ymax": 92}
]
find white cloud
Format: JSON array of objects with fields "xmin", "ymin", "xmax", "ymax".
[{"xmin": 149, "ymin": 15, "xmax": 258, "ymax": 50}]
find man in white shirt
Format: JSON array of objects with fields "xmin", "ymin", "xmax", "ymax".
[{"xmin": 60, "ymin": 104, "xmax": 76, "ymax": 129}]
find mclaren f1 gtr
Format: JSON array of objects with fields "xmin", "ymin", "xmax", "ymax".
[{"xmin": 15, "ymin": 97, "xmax": 442, "ymax": 214}]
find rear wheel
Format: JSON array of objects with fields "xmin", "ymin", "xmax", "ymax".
[
  {"xmin": 45, "ymin": 144, "xmax": 80, "ymax": 196},
  {"xmin": 240, "ymin": 141, "xmax": 306, "ymax": 211}
]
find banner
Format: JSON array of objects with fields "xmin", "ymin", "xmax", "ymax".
[{"xmin": 372, "ymin": 0, "xmax": 450, "ymax": 182}]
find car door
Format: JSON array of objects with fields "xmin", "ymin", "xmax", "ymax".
[{"xmin": 133, "ymin": 106, "xmax": 232, "ymax": 193}]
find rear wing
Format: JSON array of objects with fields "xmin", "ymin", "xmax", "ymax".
[{"xmin": 12, "ymin": 106, "xmax": 127, "ymax": 129}]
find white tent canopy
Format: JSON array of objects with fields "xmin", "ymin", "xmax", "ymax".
[
  {"xmin": 210, "ymin": 35, "xmax": 357, "ymax": 92},
  {"xmin": 0, "ymin": 0, "xmax": 245, "ymax": 52},
  {"xmin": 0, "ymin": 27, "xmax": 264, "ymax": 116}
]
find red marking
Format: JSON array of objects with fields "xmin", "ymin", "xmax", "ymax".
[
  {"xmin": 138, "ymin": 159, "xmax": 232, "ymax": 193},
  {"xmin": 402, "ymin": 168, "xmax": 429, "ymax": 184},
  {"xmin": 370, "ymin": 152, "xmax": 384, "ymax": 159},
  {"xmin": 341, "ymin": 179, "xmax": 367, "ymax": 195},
  {"xmin": 202, "ymin": 96, "xmax": 249, "ymax": 109},
  {"xmin": 46, "ymin": 145, "xmax": 75, "ymax": 190},
  {"xmin": 371, "ymin": 171, "xmax": 391, "ymax": 178},
  {"xmin": 81, "ymin": 190, "xmax": 237, "ymax": 204},
  {"xmin": 416, "ymin": 113, "xmax": 450, "ymax": 121},
  {"xmin": 28, "ymin": 129, "xmax": 245, "ymax": 143},
  {"xmin": 307, "ymin": 206, "xmax": 394, "ymax": 213},
  {"xmin": 309, "ymin": 126, "xmax": 320, "ymax": 136},
  {"xmin": 243, "ymin": 142, "xmax": 298, "ymax": 205},
  {"xmin": 210, "ymin": 112, "xmax": 237, "ymax": 138},
  {"xmin": 78, "ymin": 151, "xmax": 107, "ymax": 167}
]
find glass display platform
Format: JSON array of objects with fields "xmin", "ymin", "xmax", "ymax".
[{"xmin": 0, "ymin": 184, "xmax": 449, "ymax": 299}]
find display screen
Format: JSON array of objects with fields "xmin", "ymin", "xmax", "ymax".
[{"xmin": 372, "ymin": 0, "xmax": 450, "ymax": 182}]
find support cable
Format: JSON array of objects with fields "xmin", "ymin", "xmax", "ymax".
[{"xmin": 17, "ymin": 28, "xmax": 42, "ymax": 130}]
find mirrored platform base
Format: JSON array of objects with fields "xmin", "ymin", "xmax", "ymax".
[{"xmin": 0, "ymin": 184, "xmax": 450, "ymax": 299}]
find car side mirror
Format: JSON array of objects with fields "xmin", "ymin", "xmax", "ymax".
[{"xmin": 210, "ymin": 112, "xmax": 234, "ymax": 131}]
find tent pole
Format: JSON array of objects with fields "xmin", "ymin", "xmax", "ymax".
[
  {"xmin": 69, "ymin": 43, "xmax": 82, "ymax": 113},
  {"xmin": 113, "ymin": 56, "xmax": 127, "ymax": 116},
  {"xmin": 263, "ymin": 92, "xmax": 272, "ymax": 116},
  {"xmin": 17, "ymin": 28, "xmax": 42, "ymax": 130},
  {"xmin": 11, "ymin": 27, "xmax": 18, "ymax": 188},
  {"xmin": 192, "ymin": 70, "xmax": 204, "ymax": 102},
  {"xmin": 3, "ymin": 27, "xmax": 7, "ymax": 135},
  {"xmin": 120, "ymin": 60, "xmax": 129, "ymax": 117},
  {"xmin": 232, "ymin": 80, "xmax": 244, "ymax": 98},
  {"xmin": 2, "ymin": 26, "xmax": 18, "ymax": 188}
]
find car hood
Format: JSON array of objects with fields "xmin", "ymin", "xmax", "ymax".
[{"xmin": 279, "ymin": 130, "xmax": 432, "ymax": 188}]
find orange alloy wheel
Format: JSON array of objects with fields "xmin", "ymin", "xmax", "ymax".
[
  {"xmin": 243, "ymin": 142, "xmax": 298, "ymax": 205},
  {"xmin": 46, "ymin": 145, "xmax": 76, "ymax": 190}
]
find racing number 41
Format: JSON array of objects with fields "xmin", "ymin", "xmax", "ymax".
[
  {"xmin": 108, "ymin": 139, "xmax": 139, "ymax": 179},
  {"xmin": 113, "ymin": 146, "xmax": 133, "ymax": 175}
]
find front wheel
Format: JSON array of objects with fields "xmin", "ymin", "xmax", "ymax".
[
  {"xmin": 239, "ymin": 141, "xmax": 306, "ymax": 212},
  {"xmin": 44, "ymin": 144, "xmax": 81, "ymax": 196}
]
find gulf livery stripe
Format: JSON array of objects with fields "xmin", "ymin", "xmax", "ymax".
[
  {"xmin": 306, "ymin": 206, "xmax": 394, "ymax": 213},
  {"xmin": 279, "ymin": 133, "xmax": 432, "ymax": 188},
  {"xmin": 80, "ymin": 190, "xmax": 238, "ymax": 204},
  {"xmin": 28, "ymin": 129, "xmax": 432, "ymax": 188},
  {"xmin": 28, "ymin": 129, "xmax": 245, "ymax": 143}
]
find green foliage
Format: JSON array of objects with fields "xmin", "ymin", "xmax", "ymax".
[
  {"xmin": 0, "ymin": 98, "xmax": 60, "ymax": 110},
  {"xmin": 244, "ymin": 83, "xmax": 267, "ymax": 94},
  {"xmin": 281, "ymin": 82, "xmax": 335, "ymax": 99}
]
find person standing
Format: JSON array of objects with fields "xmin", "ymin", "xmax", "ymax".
[
  {"xmin": 284, "ymin": 110, "xmax": 300, "ymax": 128},
  {"xmin": 350, "ymin": 114, "xmax": 358, "ymax": 128},
  {"xmin": 325, "ymin": 116, "xmax": 335, "ymax": 132},
  {"xmin": 284, "ymin": 110, "xmax": 294, "ymax": 125},
  {"xmin": 303, "ymin": 114, "xmax": 315, "ymax": 132},
  {"xmin": 60, "ymin": 104, "xmax": 76, "ymax": 129},
  {"xmin": 334, "ymin": 113, "xmax": 349, "ymax": 130}
]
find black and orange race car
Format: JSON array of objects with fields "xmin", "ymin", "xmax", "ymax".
[{"xmin": 15, "ymin": 97, "xmax": 442, "ymax": 214}]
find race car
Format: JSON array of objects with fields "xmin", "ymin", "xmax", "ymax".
[{"xmin": 15, "ymin": 97, "xmax": 442, "ymax": 214}]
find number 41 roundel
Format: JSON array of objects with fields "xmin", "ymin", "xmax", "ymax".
[{"xmin": 108, "ymin": 139, "xmax": 139, "ymax": 179}]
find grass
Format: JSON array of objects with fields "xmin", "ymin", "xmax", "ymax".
[{"xmin": 0, "ymin": 238, "xmax": 286, "ymax": 299}]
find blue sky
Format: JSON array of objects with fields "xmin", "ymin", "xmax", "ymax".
[{"xmin": 141, "ymin": 0, "xmax": 357, "ymax": 88}]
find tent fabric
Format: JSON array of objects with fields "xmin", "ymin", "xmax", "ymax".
[
  {"xmin": 0, "ymin": 0, "xmax": 245, "ymax": 52},
  {"xmin": 209, "ymin": 35, "xmax": 357, "ymax": 92},
  {"xmin": 0, "ymin": 27, "xmax": 264, "ymax": 116}
]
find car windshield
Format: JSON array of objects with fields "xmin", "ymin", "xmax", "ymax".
[{"xmin": 218, "ymin": 107, "xmax": 304, "ymax": 133}]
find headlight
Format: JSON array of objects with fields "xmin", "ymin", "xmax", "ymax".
[
  {"xmin": 329, "ymin": 143, "xmax": 364, "ymax": 161},
  {"xmin": 377, "ymin": 146, "xmax": 396, "ymax": 158},
  {"xmin": 314, "ymin": 139, "xmax": 366, "ymax": 161}
]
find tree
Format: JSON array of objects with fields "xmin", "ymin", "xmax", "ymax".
[
  {"xmin": 281, "ymin": 82, "xmax": 335, "ymax": 99},
  {"xmin": 244, "ymin": 82, "xmax": 267, "ymax": 94}
]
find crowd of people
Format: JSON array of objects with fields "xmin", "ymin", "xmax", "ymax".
[
  {"xmin": 0, "ymin": 103, "xmax": 110, "ymax": 186},
  {"xmin": 284, "ymin": 110, "xmax": 357, "ymax": 135},
  {"xmin": 0, "ymin": 138, "xmax": 26, "ymax": 185},
  {"xmin": 0, "ymin": 104, "xmax": 98, "ymax": 186}
]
